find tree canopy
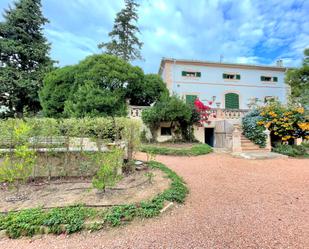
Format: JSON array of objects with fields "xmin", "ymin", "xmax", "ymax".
[
  {"xmin": 39, "ymin": 66, "xmax": 77, "ymax": 118},
  {"xmin": 286, "ymin": 49, "xmax": 309, "ymax": 108},
  {"xmin": 127, "ymin": 74, "xmax": 168, "ymax": 106},
  {"xmin": 40, "ymin": 54, "xmax": 167, "ymax": 118},
  {"xmin": 0, "ymin": 0, "xmax": 53, "ymax": 117},
  {"xmin": 98, "ymin": 0, "xmax": 143, "ymax": 61}
]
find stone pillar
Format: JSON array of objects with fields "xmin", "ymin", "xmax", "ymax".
[
  {"xmin": 232, "ymin": 125, "xmax": 242, "ymax": 153},
  {"xmin": 294, "ymin": 138, "xmax": 303, "ymax": 145},
  {"xmin": 263, "ymin": 129, "xmax": 271, "ymax": 152},
  {"xmin": 216, "ymin": 108, "xmax": 224, "ymax": 119}
]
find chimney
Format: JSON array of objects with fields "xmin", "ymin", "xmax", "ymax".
[{"xmin": 276, "ymin": 59, "xmax": 283, "ymax": 67}]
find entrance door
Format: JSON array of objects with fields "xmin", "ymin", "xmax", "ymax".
[
  {"xmin": 204, "ymin": 128, "xmax": 214, "ymax": 147},
  {"xmin": 225, "ymin": 93, "xmax": 239, "ymax": 109}
]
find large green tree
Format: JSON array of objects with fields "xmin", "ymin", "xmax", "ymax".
[
  {"xmin": 127, "ymin": 74, "xmax": 168, "ymax": 106},
  {"xmin": 39, "ymin": 66, "xmax": 77, "ymax": 118},
  {"xmin": 286, "ymin": 49, "xmax": 309, "ymax": 108},
  {"xmin": 40, "ymin": 54, "xmax": 145, "ymax": 117},
  {"xmin": 98, "ymin": 0, "xmax": 143, "ymax": 61},
  {"xmin": 0, "ymin": 0, "xmax": 53, "ymax": 117}
]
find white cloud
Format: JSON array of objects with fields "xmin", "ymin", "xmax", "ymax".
[{"xmin": 0, "ymin": 0, "xmax": 308, "ymax": 71}]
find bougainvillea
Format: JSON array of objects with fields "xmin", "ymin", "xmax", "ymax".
[
  {"xmin": 194, "ymin": 98, "xmax": 215, "ymax": 126},
  {"xmin": 257, "ymin": 103, "xmax": 309, "ymax": 142}
]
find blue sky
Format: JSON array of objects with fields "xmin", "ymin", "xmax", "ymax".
[{"xmin": 0, "ymin": 0, "xmax": 308, "ymax": 73}]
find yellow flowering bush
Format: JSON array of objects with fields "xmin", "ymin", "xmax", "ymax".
[{"xmin": 257, "ymin": 102, "xmax": 309, "ymax": 143}]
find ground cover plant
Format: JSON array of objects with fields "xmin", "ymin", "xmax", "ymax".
[
  {"xmin": 140, "ymin": 144, "xmax": 213, "ymax": 156},
  {"xmin": 272, "ymin": 143, "xmax": 309, "ymax": 158},
  {"xmin": 0, "ymin": 161, "xmax": 188, "ymax": 239}
]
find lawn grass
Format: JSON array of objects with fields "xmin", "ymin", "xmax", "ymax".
[
  {"xmin": 140, "ymin": 143, "xmax": 213, "ymax": 156},
  {"xmin": 0, "ymin": 161, "xmax": 188, "ymax": 239}
]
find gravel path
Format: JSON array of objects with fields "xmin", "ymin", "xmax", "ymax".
[{"xmin": 1, "ymin": 153, "xmax": 309, "ymax": 249}]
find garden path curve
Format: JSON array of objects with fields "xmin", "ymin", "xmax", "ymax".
[{"xmin": 1, "ymin": 153, "xmax": 309, "ymax": 249}]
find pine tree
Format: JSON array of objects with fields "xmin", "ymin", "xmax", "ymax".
[
  {"xmin": 98, "ymin": 0, "xmax": 143, "ymax": 61},
  {"xmin": 0, "ymin": 0, "xmax": 53, "ymax": 117}
]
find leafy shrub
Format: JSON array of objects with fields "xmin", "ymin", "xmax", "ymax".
[
  {"xmin": 273, "ymin": 144, "xmax": 308, "ymax": 157},
  {"xmin": 0, "ymin": 121, "xmax": 36, "ymax": 189},
  {"xmin": 242, "ymin": 109, "xmax": 267, "ymax": 148},
  {"xmin": 141, "ymin": 144, "xmax": 213, "ymax": 156},
  {"xmin": 257, "ymin": 102, "xmax": 309, "ymax": 142},
  {"xmin": 142, "ymin": 95, "xmax": 199, "ymax": 142},
  {"xmin": 92, "ymin": 149, "xmax": 123, "ymax": 191}
]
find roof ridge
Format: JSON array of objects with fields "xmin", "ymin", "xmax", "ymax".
[{"xmin": 160, "ymin": 57, "xmax": 289, "ymax": 70}]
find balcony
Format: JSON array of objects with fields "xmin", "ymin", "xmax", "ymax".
[{"xmin": 128, "ymin": 105, "xmax": 249, "ymax": 120}]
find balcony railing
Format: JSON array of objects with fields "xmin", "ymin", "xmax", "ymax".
[
  {"xmin": 212, "ymin": 108, "xmax": 249, "ymax": 120},
  {"xmin": 128, "ymin": 105, "xmax": 149, "ymax": 118},
  {"xmin": 128, "ymin": 105, "xmax": 249, "ymax": 120}
]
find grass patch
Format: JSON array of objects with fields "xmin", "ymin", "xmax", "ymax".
[
  {"xmin": 140, "ymin": 144, "xmax": 213, "ymax": 156},
  {"xmin": 273, "ymin": 144, "xmax": 309, "ymax": 158},
  {"xmin": 0, "ymin": 161, "xmax": 188, "ymax": 239}
]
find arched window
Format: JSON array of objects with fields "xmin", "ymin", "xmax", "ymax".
[{"xmin": 225, "ymin": 93, "xmax": 239, "ymax": 109}]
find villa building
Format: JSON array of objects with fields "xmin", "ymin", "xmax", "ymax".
[
  {"xmin": 159, "ymin": 58, "xmax": 289, "ymax": 109},
  {"xmin": 130, "ymin": 58, "xmax": 290, "ymax": 152}
]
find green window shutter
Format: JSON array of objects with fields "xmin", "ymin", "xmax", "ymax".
[
  {"xmin": 186, "ymin": 95, "xmax": 197, "ymax": 106},
  {"xmin": 196, "ymin": 72, "xmax": 201, "ymax": 77},
  {"xmin": 236, "ymin": 74, "xmax": 241, "ymax": 80},
  {"xmin": 225, "ymin": 93, "xmax": 239, "ymax": 109},
  {"xmin": 223, "ymin": 73, "xmax": 227, "ymax": 79},
  {"xmin": 261, "ymin": 76, "xmax": 264, "ymax": 81},
  {"xmin": 182, "ymin": 71, "xmax": 187, "ymax": 76},
  {"xmin": 273, "ymin": 77, "xmax": 278, "ymax": 82}
]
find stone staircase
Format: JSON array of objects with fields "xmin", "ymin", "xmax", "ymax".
[{"xmin": 241, "ymin": 135, "xmax": 270, "ymax": 152}]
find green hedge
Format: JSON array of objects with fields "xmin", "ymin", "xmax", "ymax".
[
  {"xmin": 0, "ymin": 161, "xmax": 188, "ymax": 238},
  {"xmin": 140, "ymin": 144, "xmax": 213, "ymax": 156},
  {"xmin": 0, "ymin": 117, "xmax": 139, "ymax": 148},
  {"xmin": 242, "ymin": 109, "xmax": 267, "ymax": 148}
]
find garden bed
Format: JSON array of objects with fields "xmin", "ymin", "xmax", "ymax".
[
  {"xmin": 0, "ymin": 168, "xmax": 169, "ymax": 212},
  {"xmin": 0, "ymin": 161, "xmax": 188, "ymax": 239},
  {"xmin": 140, "ymin": 143, "xmax": 213, "ymax": 156}
]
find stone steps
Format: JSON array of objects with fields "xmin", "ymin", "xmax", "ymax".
[{"xmin": 240, "ymin": 135, "xmax": 269, "ymax": 152}]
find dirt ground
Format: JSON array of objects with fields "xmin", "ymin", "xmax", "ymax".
[
  {"xmin": 1, "ymin": 153, "xmax": 309, "ymax": 249},
  {"xmin": 0, "ymin": 168, "xmax": 169, "ymax": 212}
]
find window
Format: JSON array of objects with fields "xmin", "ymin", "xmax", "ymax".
[
  {"xmin": 185, "ymin": 95, "xmax": 197, "ymax": 105},
  {"xmin": 264, "ymin": 96, "xmax": 278, "ymax": 103},
  {"xmin": 223, "ymin": 73, "xmax": 241, "ymax": 80},
  {"xmin": 182, "ymin": 71, "xmax": 201, "ymax": 77},
  {"xmin": 161, "ymin": 127, "xmax": 172, "ymax": 136},
  {"xmin": 225, "ymin": 93, "xmax": 239, "ymax": 109},
  {"xmin": 261, "ymin": 76, "xmax": 278, "ymax": 82}
]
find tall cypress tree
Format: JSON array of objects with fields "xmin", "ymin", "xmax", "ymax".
[
  {"xmin": 0, "ymin": 0, "xmax": 53, "ymax": 117},
  {"xmin": 98, "ymin": 0, "xmax": 143, "ymax": 61}
]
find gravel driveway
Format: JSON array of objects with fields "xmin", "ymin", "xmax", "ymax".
[{"xmin": 1, "ymin": 153, "xmax": 308, "ymax": 249}]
